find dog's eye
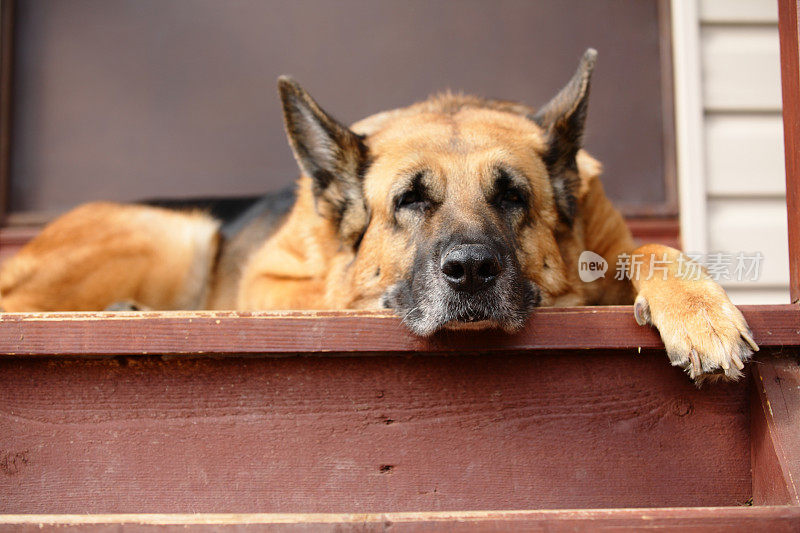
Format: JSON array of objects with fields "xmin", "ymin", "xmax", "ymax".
[
  {"xmin": 500, "ymin": 188, "xmax": 525, "ymax": 207},
  {"xmin": 491, "ymin": 169, "xmax": 528, "ymax": 211},
  {"xmin": 395, "ymin": 172, "xmax": 434, "ymax": 213},
  {"xmin": 396, "ymin": 190, "xmax": 428, "ymax": 211}
]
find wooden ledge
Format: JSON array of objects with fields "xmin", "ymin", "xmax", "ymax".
[
  {"xmin": 1, "ymin": 507, "xmax": 799, "ymax": 530},
  {"xmin": 0, "ymin": 304, "xmax": 797, "ymax": 357}
]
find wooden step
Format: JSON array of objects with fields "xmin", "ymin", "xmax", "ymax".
[{"xmin": 1, "ymin": 306, "xmax": 798, "ymax": 530}]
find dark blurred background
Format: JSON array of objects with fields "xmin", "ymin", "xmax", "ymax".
[{"xmin": 8, "ymin": 0, "xmax": 674, "ymax": 221}]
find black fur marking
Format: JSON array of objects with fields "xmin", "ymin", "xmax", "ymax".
[
  {"xmin": 142, "ymin": 187, "xmax": 297, "ymax": 242},
  {"xmin": 347, "ymin": 152, "xmax": 374, "ymax": 248},
  {"xmin": 311, "ymin": 168, "xmax": 337, "ymax": 193},
  {"xmin": 530, "ymin": 49, "xmax": 596, "ymax": 227},
  {"xmin": 539, "ymin": 121, "xmax": 583, "ymax": 226},
  {"xmin": 351, "ymin": 211, "xmax": 371, "ymax": 253},
  {"xmin": 489, "ymin": 168, "xmax": 530, "ymax": 212},
  {"xmin": 279, "ymin": 77, "xmax": 371, "ymax": 246},
  {"xmin": 357, "ymin": 150, "xmax": 374, "ymax": 182},
  {"xmin": 392, "ymin": 171, "xmax": 438, "ymax": 228},
  {"xmin": 394, "ymin": 172, "xmax": 429, "ymax": 211}
]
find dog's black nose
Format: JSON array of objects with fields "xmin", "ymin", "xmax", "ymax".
[{"xmin": 440, "ymin": 244, "xmax": 502, "ymax": 293}]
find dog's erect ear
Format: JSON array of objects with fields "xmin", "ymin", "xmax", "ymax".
[
  {"xmin": 278, "ymin": 76, "xmax": 369, "ymax": 247},
  {"xmin": 532, "ymin": 48, "xmax": 597, "ymax": 225}
]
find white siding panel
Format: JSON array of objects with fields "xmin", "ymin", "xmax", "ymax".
[
  {"xmin": 673, "ymin": 0, "xmax": 709, "ymax": 253},
  {"xmin": 726, "ymin": 288, "xmax": 790, "ymax": 305},
  {"xmin": 691, "ymin": 1, "xmax": 790, "ymax": 304},
  {"xmin": 701, "ymin": 26, "xmax": 782, "ymax": 111},
  {"xmin": 705, "ymin": 114, "xmax": 785, "ymax": 196},
  {"xmin": 707, "ymin": 198, "xmax": 789, "ymax": 287},
  {"xmin": 700, "ymin": 0, "xmax": 778, "ymax": 24}
]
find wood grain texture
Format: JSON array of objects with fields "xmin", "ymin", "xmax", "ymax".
[
  {"xmin": 0, "ymin": 305, "xmax": 797, "ymax": 357},
  {"xmin": 2, "ymin": 507, "xmax": 800, "ymax": 532},
  {"xmin": 752, "ymin": 353, "xmax": 800, "ymax": 505},
  {"xmin": 752, "ymin": 367, "xmax": 794, "ymax": 506},
  {"xmin": 0, "ymin": 350, "xmax": 752, "ymax": 513},
  {"xmin": 778, "ymin": 0, "xmax": 800, "ymax": 303}
]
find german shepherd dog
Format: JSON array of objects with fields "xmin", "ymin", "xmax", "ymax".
[{"xmin": 0, "ymin": 50, "xmax": 758, "ymax": 382}]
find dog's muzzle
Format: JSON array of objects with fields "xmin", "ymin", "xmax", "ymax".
[{"xmin": 382, "ymin": 239, "xmax": 539, "ymax": 336}]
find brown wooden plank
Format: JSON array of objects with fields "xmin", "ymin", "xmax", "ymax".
[
  {"xmin": 0, "ymin": 305, "xmax": 796, "ymax": 357},
  {"xmin": 0, "ymin": 350, "xmax": 753, "ymax": 513},
  {"xmin": 2, "ymin": 507, "xmax": 800, "ymax": 532},
  {"xmin": 752, "ymin": 354, "xmax": 800, "ymax": 506},
  {"xmin": 627, "ymin": 216, "xmax": 680, "ymax": 249},
  {"xmin": 778, "ymin": 0, "xmax": 800, "ymax": 304},
  {"xmin": 751, "ymin": 374, "xmax": 794, "ymax": 506}
]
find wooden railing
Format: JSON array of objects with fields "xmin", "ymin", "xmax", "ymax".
[
  {"xmin": 779, "ymin": 0, "xmax": 800, "ymax": 303},
  {"xmin": 0, "ymin": 305, "xmax": 797, "ymax": 356}
]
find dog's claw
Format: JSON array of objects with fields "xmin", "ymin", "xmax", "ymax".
[
  {"xmin": 741, "ymin": 329, "xmax": 759, "ymax": 352},
  {"xmin": 633, "ymin": 295, "xmax": 650, "ymax": 326},
  {"xmin": 635, "ymin": 280, "xmax": 757, "ymax": 383},
  {"xmin": 689, "ymin": 348, "xmax": 701, "ymax": 377}
]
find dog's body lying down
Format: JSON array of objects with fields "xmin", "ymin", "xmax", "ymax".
[{"xmin": 0, "ymin": 50, "xmax": 757, "ymax": 382}]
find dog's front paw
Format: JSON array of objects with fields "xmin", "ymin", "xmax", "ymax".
[{"xmin": 633, "ymin": 281, "xmax": 758, "ymax": 383}]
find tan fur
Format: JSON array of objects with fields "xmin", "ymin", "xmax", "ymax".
[
  {"xmin": 0, "ymin": 87, "xmax": 757, "ymax": 383},
  {"xmin": 628, "ymin": 244, "xmax": 757, "ymax": 382},
  {"xmin": 0, "ymin": 203, "xmax": 219, "ymax": 311}
]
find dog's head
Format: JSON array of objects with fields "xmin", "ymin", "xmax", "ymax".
[{"xmin": 278, "ymin": 49, "xmax": 597, "ymax": 335}]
